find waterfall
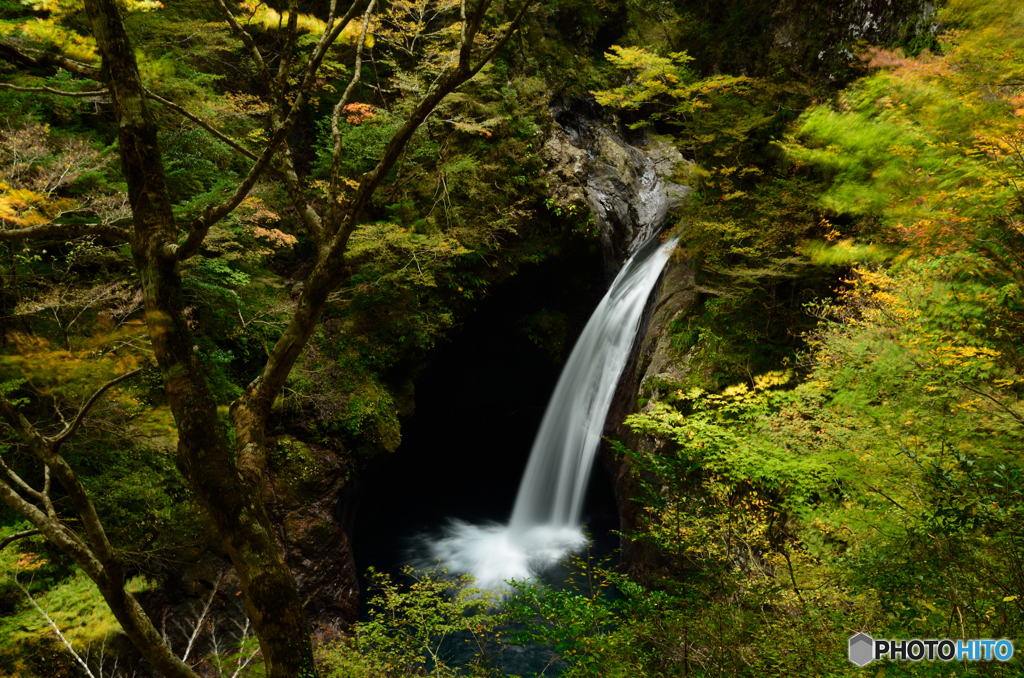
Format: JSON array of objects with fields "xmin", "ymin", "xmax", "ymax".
[
  {"xmin": 419, "ymin": 233, "xmax": 678, "ymax": 591},
  {"xmin": 508, "ymin": 233, "xmax": 676, "ymax": 531}
]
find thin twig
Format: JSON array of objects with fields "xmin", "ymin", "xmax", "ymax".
[{"xmin": 15, "ymin": 575, "xmax": 98, "ymax": 678}]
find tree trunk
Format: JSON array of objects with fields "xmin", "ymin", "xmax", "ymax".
[{"xmin": 81, "ymin": 0, "xmax": 318, "ymax": 674}]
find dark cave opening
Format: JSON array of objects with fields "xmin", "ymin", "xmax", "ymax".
[{"xmin": 352, "ymin": 241, "xmax": 622, "ymax": 590}]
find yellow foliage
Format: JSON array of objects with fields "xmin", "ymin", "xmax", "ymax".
[
  {"xmin": 239, "ymin": 1, "xmax": 372, "ymax": 46},
  {"xmin": 1, "ymin": 331, "xmax": 147, "ymax": 402}
]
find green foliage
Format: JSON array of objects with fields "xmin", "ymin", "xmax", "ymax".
[
  {"xmin": 594, "ymin": 44, "xmax": 768, "ymax": 198},
  {"xmin": 160, "ymin": 127, "xmax": 243, "ymax": 205},
  {"xmin": 314, "ymin": 109, "xmax": 416, "ymax": 182},
  {"xmin": 591, "ymin": 20, "xmax": 1024, "ymax": 655},
  {"xmin": 782, "ymin": 0, "xmax": 1024, "ymax": 270},
  {"xmin": 320, "ymin": 567, "xmax": 501, "ymax": 678},
  {"xmin": 0, "ymin": 0, "xmax": 607, "ymax": 675},
  {"xmin": 616, "ymin": 255, "xmax": 1024, "ymax": 675},
  {"xmin": 0, "ymin": 532, "xmax": 154, "ymax": 677},
  {"xmin": 800, "ymin": 238, "xmax": 892, "ymax": 266},
  {"xmin": 593, "ymin": 42, "xmax": 832, "ymax": 386},
  {"xmin": 503, "ymin": 554, "xmax": 667, "ymax": 678}
]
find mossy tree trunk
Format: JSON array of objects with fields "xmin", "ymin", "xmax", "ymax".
[
  {"xmin": 81, "ymin": 0, "xmax": 319, "ymax": 675},
  {"xmin": 1, "ymin": 0, "xmax": 534, "ymax": 675}
]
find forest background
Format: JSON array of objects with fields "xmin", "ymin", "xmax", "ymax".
[{"xmin": 0, "ymin": 0, "xmax": 1022, "ymax": 676}]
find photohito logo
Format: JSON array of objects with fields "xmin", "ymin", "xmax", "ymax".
[{"xmin": 848, "ymin": 633, "xmax": 1015, "ymax": 666}]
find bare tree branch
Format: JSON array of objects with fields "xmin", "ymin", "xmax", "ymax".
[
  {"xmin": 0, "ymin": 43, "xmax": 102, "ymax": 80},
  {"xmin": 177, "ymin": 572, "xmax": 222, "ymax": 661},
  {"xmin": 144, "ymin": 88, "xmax": 259, "ymax": 162},
  {"xmin": 961, "ymin": 383, "xmax": 1024, "ymax": 428},
  {"xmin": 327, "ymin": 0, "xmax": 378, "ymax": 226},
  {"xmin": 0, "ymin": 385, "xmax": 198, "ymax": 678},
  {"xmin": 0, "ymin": 222, "xmax": 130, "ymax": 243},
  {"xmin": 0, "ymin": 528, "xmax": 41, "ymax": 552},
  {"xmin": 0, "ymin": 475, "xmax": 99, "ymax": 576},
  {"xmin": 0, "ymin": 83, "xmax": 108, "ymax": 98},
  {"xmin": 275, "ymin": 147, "xmax": 324, "ymax": 244},
  {"xmin": 15, "ymin": 576, "xmax": 99, "ymax": 678},
  {"xmin": 52, "ymin": 368, "xmax": 144, "ymax": 447}
]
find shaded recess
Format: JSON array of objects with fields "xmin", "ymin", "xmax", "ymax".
[{"xmin": 353, "ymin": 240, "xmax": 621, "ymax": 587}]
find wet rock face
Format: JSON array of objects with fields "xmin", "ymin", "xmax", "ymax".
[
  {"xmin": 698, "ymin": 0, "xmax": 937, "ymax": 78},
  {"xmin": 775, "ymin": 0, "xmax": 937, "ymax": 72},
  {"xmin": 625, "ymin": 260, "xmax": 700, "ymax": 403},
  {"xmin": 264, "ymin": 436, "xmax": 359, "ymax": 629},
  {"xmin": 543, "ymin": 95, "xmax": 699, "ymax": 577},
  {"xmin": 603, "ymin": 258, "xmax": 700, "ymax": 580},
  {"xmin": 543, "ymin": 97, "xmax": 690, "ymax": 277}
]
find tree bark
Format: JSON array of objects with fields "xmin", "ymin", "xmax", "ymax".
[
  {"xmin": 80, "ymin": 0, "xmax": 318, "ymax": 675},
  {"xmin": 0, "ymin": 396, "xmax": 199, "ymax": 678},
  {"xmin": 2, "ymin": 0, "xmax": 534, "ymax": 675}
]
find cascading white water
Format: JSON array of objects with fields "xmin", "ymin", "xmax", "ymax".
[
  {"xmin": 421, "ymin": 234, "xmax": 678, "ymax": 591},
  {"xmin": 508, "ymin": 233, "xmax": 676, "ymax": 531}
]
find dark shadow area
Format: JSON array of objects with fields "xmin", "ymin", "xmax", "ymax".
[{"xmin": 353, "ymin": 241, "xmax": 620, "ymax": 588}]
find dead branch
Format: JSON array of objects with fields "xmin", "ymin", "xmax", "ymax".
[{"xmin": 15, "ymin": 575, "xmax": 99, "ymax": 678}]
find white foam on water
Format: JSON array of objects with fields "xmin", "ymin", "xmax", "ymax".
[{"xmin": 420, "ymin": 520, "xmax": 589, "ymax": 592}]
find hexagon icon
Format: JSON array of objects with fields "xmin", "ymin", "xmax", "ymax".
[{"xmin": 848, "ymin": 633, "xmax": 875, "ymax": 667}]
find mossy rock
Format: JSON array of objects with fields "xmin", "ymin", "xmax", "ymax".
[{"xmin": 268, "ymin": 436, "xmax": 331, "ymax": 505}]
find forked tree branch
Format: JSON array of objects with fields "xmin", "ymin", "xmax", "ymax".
[
  {"xmin": 167, "ymin": 123, "xmax": 292, "ymax": 261},
  {"xmin": 241, "ymin": 0, "xmax": 536, "ymax": 420},
  {"xmin": 327, "ymin": 0, "xmax": 533, "ymax": 245},
  {"xmin": 0, "ymin": 476, "xmax": 100, "ymax": 577},
  {"xmin": 0, "ymin": 455, "xmax": 48, "ymax": 507},
  {"xmin": 464, "ymin": 0, "xmax": 533, "ymax": 81},
  {"xmin": 0, "ymin": 373, "xmax": 197, "ymax": 677},
  {"xmin": 169, "ymin": 0, "xmax": 365, "ymax": 260}
]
